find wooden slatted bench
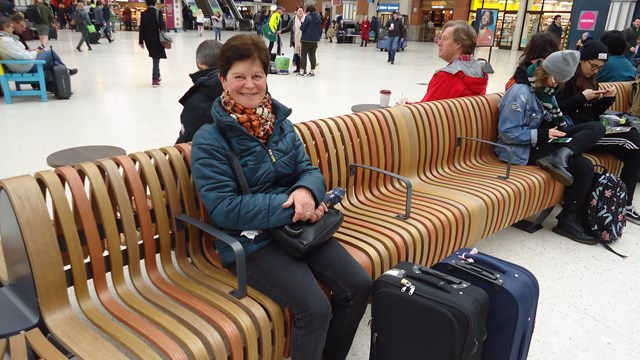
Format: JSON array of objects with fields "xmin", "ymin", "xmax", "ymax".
[
  {"xmin": 0, "ymin": 81, "xmax": 632, "ymax": 359},
  {"xmin": 0, "ymin": 153, "xmax": 286, "ymax": 359}
]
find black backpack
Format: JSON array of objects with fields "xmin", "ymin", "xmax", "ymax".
[
  {"xmin": 585, "ymin": 165, "xmax": 627, "ymax": 258},
  {"xmin": 25, "ymin": 5, "xmax": 43, "ymax": 24}
]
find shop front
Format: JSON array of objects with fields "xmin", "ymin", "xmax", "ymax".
[
  {"xmin": 468, "ymin": 0, "xmax": 575, "ymax": 50},
  {"xmin": 421, "ymin": 0, "xmax": 455, "ymax": 41},
  {"xmin": 520, "ymin": 0, "xmax": 573, "ymax": 49}
]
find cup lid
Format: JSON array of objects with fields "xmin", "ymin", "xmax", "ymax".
[{"xmin": 380, "ymin": 90, "xmax": 391, "ymax": 94}]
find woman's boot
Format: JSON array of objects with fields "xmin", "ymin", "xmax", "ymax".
[
  {"xmin": 553, "ymin": 211, "xmax": 597, "ymax": 244},
  {"xmin": 536, "ymin": 147, "xmax": 574, "ymax": 185}
]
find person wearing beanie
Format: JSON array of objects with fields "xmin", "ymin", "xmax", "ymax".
[
  {"xmin": 496, "ymin": 50, "xmax": 605, "ymax": 244},
  {"xmin": 597, "ymin": 30, "xmax": 637, "ymax": 82},
  {"xmin": 557, "ymin": 40, "xmax": 640, "ymax": 225}
]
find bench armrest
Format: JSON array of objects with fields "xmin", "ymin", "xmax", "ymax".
[
  {"xmin": 0, "ymin": 60, "xmax": 46, "ymax": 65},
  {"xmin": 175, "ymin": 214, "xmax": 247, "ymax": 299},
  {"xmin": 349, "ymin": 163, "xmax": 412, "ymax": 220},
  {"xmin": 456, "ymin": 136, "xmax": 512, "ymax": 180}
]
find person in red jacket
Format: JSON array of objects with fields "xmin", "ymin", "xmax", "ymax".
[
  {"xmin": 360, "ymin": 15, "xmax": 370, "ymax": 47},
  {"xmin": 397, "ymin": 20, "xmax": 487, "ymax": 105}
]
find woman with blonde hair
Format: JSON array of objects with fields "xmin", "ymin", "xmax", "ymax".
[{"xmin": 195, "ymin": 8, "xmax": 204, "ymax": 36}]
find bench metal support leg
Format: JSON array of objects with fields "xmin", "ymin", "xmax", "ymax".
[{"xmin": 512, "ymin": 206, "xmax": 555, "ymax": 233}]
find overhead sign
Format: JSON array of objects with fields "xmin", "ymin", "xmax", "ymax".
[
  {"xmin": 577, "ymin": 11, "xmax": 598, "ymax": 31},
  {"xmin": 377, "ymin": 3, "xmax": 400, "ymax": 12}
]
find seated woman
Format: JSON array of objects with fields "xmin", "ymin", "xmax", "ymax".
[
  {"xmin": 190, "ymin": 34, "xmax": 371, "ymax": 359},
  {"xmin": 557, "ymin": 40, "xmax": 640, "ymax": 225},
  {"xmin": 496, "ymin": 50, "xmax": 605, "ymax": 244},
  {"xmin": 0, "ymin": 16, "xmax": 77, "ymax": 75}
]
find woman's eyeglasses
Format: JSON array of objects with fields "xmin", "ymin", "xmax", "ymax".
[{"xmin": 587, "ymin": 60, "xmax": 603, "ymax": 72}]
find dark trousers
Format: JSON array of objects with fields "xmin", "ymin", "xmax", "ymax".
[
  {"xmin": 268, "ymin": 35, "xmax": 282, "ymax": 55},
  {"xmin": 593, "ymin": 129, "xmax": 640, "ymax": 204},
  {"xmin": 300, "ymin": 41, "xmax": 318, "ymax": 73},
  {"xmin": 528, "ymin": 122, "xmax": 605, "ymax": 213},
  {"xmin": 76, "ymin": 28, "xmax": 90, "ymax": 49},
  {"xmin": 152, "ymin": 57, "xmax": 160, "ymax": 81},
  {"xmin": 231, "ymin": 239, "xmax": 371, "ymax": 360}
]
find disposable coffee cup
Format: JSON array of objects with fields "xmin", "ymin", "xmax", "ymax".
[{"xmin": 380, "ymin": 90, "xmax": 391, "ymax": 107}]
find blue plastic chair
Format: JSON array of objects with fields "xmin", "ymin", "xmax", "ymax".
[{"xmin": 0, "ymin": 59, "xmax": 48, "ymax": 104}]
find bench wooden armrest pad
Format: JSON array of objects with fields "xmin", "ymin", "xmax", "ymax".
[
  {"xmin": 349, "ymin": 163, "xmax": 412, "ymax": 220},
  {"xmin": 175, "ymin": 214, "xmax": 248, "ymax": 299},
  {"xmin": 456, "ymin": 136, "xmax": 513, "ymax": 180}
]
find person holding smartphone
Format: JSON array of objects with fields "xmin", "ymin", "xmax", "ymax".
[
  {"xmin": 557, "ymin": 40, "xmax": 640, "ymax": 225},
  {"xmin": 496, "ymin": 50, "xmax": 605, "ymax": 244}
]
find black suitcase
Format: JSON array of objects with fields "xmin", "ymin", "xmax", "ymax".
[
  {"xmin": 88, "ymin": 31, "xmax": 101, "ymax": 44},
  {"xmin": 47, "ymin": 47, "xmax": 72, "ymax": 99},
  {"xmin": 370, "ymin": 262, "xmax": 489, "ymax": 360},
  {"xmin": 49, "ymin": 25, "xmax": 57, "ymax": 40}
]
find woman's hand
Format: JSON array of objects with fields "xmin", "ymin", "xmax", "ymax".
[
  {"xmin": 548, "ymin": 126, "xmax": 566, "ymax": 139},
  {"xmin": 310, "ymin": 202, "xmax": 328, "ymax": 223},
  {"xmin": 582, "ymin": 89, "xmax": 607, "ymax": 100},
  {"xmin": 282, "ymin": 188, "xmax": 318, "ymax": 222},
  {"xmin": 602, "ymin": 86, "xmax": 617, "ymax": 97}
]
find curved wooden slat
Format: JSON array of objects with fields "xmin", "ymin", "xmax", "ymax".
[
  {"xmin": 54, "ymin": 166, "xmax": 188, "ymax": 360},
  {"xmin": 172, "ymin": 143, "xmax": 287, "ymax": 360},
  {"xmin": 130, "ymin": 151, "xmax": 247, "ymax": 360},
  {"xmin": 111, "ymin": 154, "xmax": 230, "ymax": 359},
  {"xmin": 0, "ymin": 175, "xmax": 131, "ymax": 360}
]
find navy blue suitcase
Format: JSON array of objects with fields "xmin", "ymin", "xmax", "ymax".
[{"xmin": 432, "ymin": 248, "xmax": 539, "ymax": 360}]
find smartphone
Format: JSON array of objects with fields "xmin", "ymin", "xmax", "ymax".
[{"xmin": 548, "ymin": 137, "xmax": 572, "ymax": 144}]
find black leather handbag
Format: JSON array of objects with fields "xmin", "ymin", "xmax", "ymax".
[
  {"xmin": 267, "ymin": 208, "xmax": 343, "ymax": 259},
  {"xmin": 219, "ymin": 128, "xmax": 343, "ymax": 259}
]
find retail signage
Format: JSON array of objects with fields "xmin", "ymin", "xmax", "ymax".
[
  {"xmin": 332, "ymin": 0, "xmax": 341, "ymax": 5},
  {"xmin": 475, "ymin": 8, "xmax": 498, "ymax": 48},
  {"xmin": 165, "ymin": 0, "xmax": 174, "ymax": 30},
  {"xmin": 577, "ymin": 11, "xmax": 598, "ymax": 31},
  {"xmin": 377, "ymin": 3, "xmax": 400, "ymax": 12}
]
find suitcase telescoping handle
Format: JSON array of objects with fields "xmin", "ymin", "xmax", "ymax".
[
  {"xmin": 448, "ymin": 259, "xmax": 504, "ymax": 287},
  {"xmin": 405, "ymin": 266, "xmax": 469, "ymax": 293}
]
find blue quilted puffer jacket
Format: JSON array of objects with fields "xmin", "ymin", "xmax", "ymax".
[{"xmin": 191, "ymin": 97, "xmax": 326, "ymax": 267}]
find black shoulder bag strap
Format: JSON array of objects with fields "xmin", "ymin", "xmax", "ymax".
[{"xmin": 217, "ymin": 126, "xmax": 251, "ymax": 195}]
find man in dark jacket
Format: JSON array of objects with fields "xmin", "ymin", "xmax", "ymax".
[
  {"xmin": 298, "ymin": 5, "xmax": 322, "ymax": 76},
  {"xmin": 547, "ymin": 15, "xmax": 563, "ymax": 43},
  {"xmin": 176, "ymin": 40, "xmax": 223, "ymax": 144},
  {"xmin": 624, "ymin": 17, "xmax": 640, "ymax": 62},
  {"xmin": 385, "ymin": 11, "xmax": 403, "ymax": 64}
]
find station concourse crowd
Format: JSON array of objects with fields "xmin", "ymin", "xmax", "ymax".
[{"xmin": 1, "ymin": 8, "xmax": 640, "ymax": 359}]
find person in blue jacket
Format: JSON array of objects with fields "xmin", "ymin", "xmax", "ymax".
[
  {"xmin": 496, "ymin": 50, "xmax": 605, "ymax": 244},
  {"xmin": 597, "ymin": 30, "xmax": 637, "ymax": 82},
  {"xmin": 191, "ymin": 34, "xmax": 371, "ymax": 360},
  {"xmin": 298, "ymin": 4, "xmax": 322, "ymax": 76}
]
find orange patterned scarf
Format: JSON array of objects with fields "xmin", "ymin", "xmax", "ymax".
[{"xmin": 221, "ymin": 90, "xmax": 275, "ymax": 143}]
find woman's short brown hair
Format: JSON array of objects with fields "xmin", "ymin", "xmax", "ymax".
[
  {"xmin": 442, "ymin": 20, "xmax": 477, "ymax": 55},
  {"xmin": 219, "ymin": 34, "xmax": 270, "ymax": 78}
]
